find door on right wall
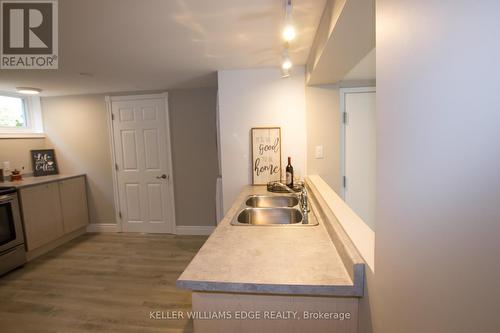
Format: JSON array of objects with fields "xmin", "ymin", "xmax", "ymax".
[{"xmin": 342, "ymin": 88, "xmax": 376, "ymax": 230}]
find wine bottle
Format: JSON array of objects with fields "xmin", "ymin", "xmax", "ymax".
[{"xmin": 286, "ymin": 157, "xmax": 294, "ymax": 188}]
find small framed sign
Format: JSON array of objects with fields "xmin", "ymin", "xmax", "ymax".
[
  {"xmin": 31, "ymin": 149, "xmax": 59, "ymax": 177},
  {"xmin": 251, "ymin": 127, "xmax": 281, "ymax": 185}
]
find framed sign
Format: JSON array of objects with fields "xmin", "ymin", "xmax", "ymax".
[
  {"xmin": 251, "ymin": 127, "xmax": 281, "ymax": 185},
  {"xmin": 31, "ymin": 149, "xmax": 59, "ymax": 177}
]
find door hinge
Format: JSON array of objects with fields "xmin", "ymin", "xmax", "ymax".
[
  {"xmin": 343, "ymin": 176, "xmax": 347, "ymax": 188},
  {"xmin": 111, "ymin": 113, "xmax": 115, "ymax": 120},
  {"xmin": 343, "ymin": 112, "xmax": 349, "ymax": 125},
  {"xmin": 115, "ymin": 163, "xmax": 119, "ymax": 171},
  {"xmin": 118, "ymin": 211, "xmax": 122, "ymax": 219}
]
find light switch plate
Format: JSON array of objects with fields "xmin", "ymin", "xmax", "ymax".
[{"xmin": 315, "ymin": 145, "xmax": 324, "ymax": 159}]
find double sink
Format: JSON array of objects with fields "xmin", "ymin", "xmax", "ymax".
[{"xmin": 231, "ymin": 195, "xmax": 318, "ymax": 226}]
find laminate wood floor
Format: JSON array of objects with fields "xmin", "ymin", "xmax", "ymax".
[{"xmin": 0, "ymin": 233, "xmax": 208, "ymax": 333}]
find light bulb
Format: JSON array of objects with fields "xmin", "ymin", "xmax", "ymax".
[
  {"xmin": 282, "ymin": 24, "xmax": 296, "ymax": 41},
  {"xmin": 282, "ymin": 58, "xmax": 293, "ymax": 70}
]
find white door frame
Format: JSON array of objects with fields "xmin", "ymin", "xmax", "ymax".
[
  {"xmin": 339, "ymin": 87, "xmax": 376, "ymax": 199},
  {"xmin": 105, "ymin": 93, "xmax": 176, "ymax": 233}
]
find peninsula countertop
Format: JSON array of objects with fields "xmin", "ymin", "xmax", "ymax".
[
  {"xmin": 177, "ymin": 185, "xmax": 363, "ymax": 297},
  {"xmin": 0, "ymin": 173, "xmax": 86, "ymax": 188}
]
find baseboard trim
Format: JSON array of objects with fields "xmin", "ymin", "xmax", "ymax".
[
  {"xmin": 175, "ymin": 226, "xmax": 215, "ymax": 236},
  {"xmin": 87, "ymin": 223, "xmax": 120, "ymax": 233}
]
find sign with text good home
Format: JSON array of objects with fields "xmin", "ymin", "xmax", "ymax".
[
  {"xmin": 251, "ymin": 127, "xmax": 281, "ymax": 185},
  {"xmin": 0, "ymin": 0, "xmax": 58, "ymax": 69}
]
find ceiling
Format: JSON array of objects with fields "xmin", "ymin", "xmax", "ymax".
[{"xmin": 0, "ymin": 0, "xmax": 325, "ymax": 96}]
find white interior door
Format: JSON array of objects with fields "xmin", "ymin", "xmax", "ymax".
[
  {"xmin": 343, "ymin": 89, "xmax": 376, "ymax": 230},
  {"xmin": 110, "ymin": 94, "xmax": 174, "ymax": 233}
]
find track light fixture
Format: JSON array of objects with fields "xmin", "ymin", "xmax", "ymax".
[
  {"xmin": 282, "ymin": 0, "xmax": 296, "ymax": 42},
  {"xmin": 281, "ymin": 49, "xmax": 293, "ymax": 71},
  {"xmin": 280, "ymin": 0, "xmax": 295, "ymax": 78},
  {"xmin": 283, "ymin": 24, "xmax": 296, "ymax": 42}
]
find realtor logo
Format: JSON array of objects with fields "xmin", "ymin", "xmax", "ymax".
[{"xmin": 1, "ymin": 0, "xmax": 58, "ymax": 69}]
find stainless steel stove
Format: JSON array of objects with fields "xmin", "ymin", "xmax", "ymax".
[{"xmin": 0, "ymin": 187, "xmax": 26, "ymax": 276}]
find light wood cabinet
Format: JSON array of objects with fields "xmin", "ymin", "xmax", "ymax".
[
  {"xmin": 19, "ymin": 176, "xmax": 89, "ymax": 256},
  {"xmin": 20, "ymin": 182, "xmax": 64, "ymax": 251},
  {"xmin": 59, "ymin": 177, "xmax": 89, "ymax": 233}
]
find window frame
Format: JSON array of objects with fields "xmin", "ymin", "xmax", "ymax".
[{"xmin": 0, "ymin": 91, "xmax": 44, "ymax": 138}]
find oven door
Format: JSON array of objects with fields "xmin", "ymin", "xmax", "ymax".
[{"xmin": 0, "ymin": 194, "xmax": 24, "ymax": 253}]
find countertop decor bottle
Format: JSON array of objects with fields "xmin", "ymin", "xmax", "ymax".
[{"xmin": 286, "ymin": 157, "xmax": 294, "ymax": 188}]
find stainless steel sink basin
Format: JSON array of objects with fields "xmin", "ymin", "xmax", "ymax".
[
  {"xmin": 230, "ymin": 194, "xmax": 318, "ymax": 226},
  {"xmin": 235, "ymin": 208, "xmax": 303, "ymax": 225},
  {"xmin": 245, "ymin": 195, "xmax": 299, "ymax": 208}
]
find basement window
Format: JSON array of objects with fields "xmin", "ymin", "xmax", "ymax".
[
  {"xmin": 0, "ymin": 92, "xmax": 44, "ymax": 138},
  {"xmin": 0, "ymin": 95, "xmax": 27, "ymax": 128}
]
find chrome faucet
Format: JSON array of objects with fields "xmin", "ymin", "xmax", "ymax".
[{"xmin": 275, "ymin": 182, "xmax": 310, "ymax": 224}]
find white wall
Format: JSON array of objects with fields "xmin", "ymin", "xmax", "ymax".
[
  {"xmin": 218, "ymin": 67, "xmax": 307, "ymax": 211},
  {"xmin": 373, "ymin": 1, "xmax": 500, "ymax": 332},
  {"xmin": 0, "ymin": 138, "xmax": 46, "ymax": 174},
  {"xmin": 306, "ymin": 84, "xmax": 341, "ymax": 194}
]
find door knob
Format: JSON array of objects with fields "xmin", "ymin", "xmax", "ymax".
[{"xmin": 156, "ymin": 174, "xmax": 168, "ymax": 179}]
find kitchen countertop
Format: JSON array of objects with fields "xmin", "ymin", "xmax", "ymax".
[
  {"xmin": 0, "ymin": 173, "xmax": 86, "ymax": 188},
  {"xmin": 177, "ymin": 185, "xmax": 363, "ymax": 297}
]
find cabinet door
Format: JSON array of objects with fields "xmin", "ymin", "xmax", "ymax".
[
  {"xmin": 20, "ymin": 182, "xmax": 64, "ymax": 251},
  {"xmin": 59, "ymin": 176, "xmax": 89, "ymax": 233}
]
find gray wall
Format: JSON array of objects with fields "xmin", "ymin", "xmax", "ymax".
[
  {"xmin": 42, "ymin": 94, "xmax": 116, "ymax": 225},
  {"xmin": 169, "ymin": 88, "xmax": 218, "ymax": 226},
  {"xmin": 0, "ymin": 95, "xmax": 116, "ymax": 226},
  {"xmin": 1, "ymin": 89, "xmax": 218, "ymax": 228},
  {"xmin": 373, "ymin": 1, "xmax": 500, "ymax": 332}
]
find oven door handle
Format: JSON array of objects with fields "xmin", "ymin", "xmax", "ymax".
[{"xmin": 0, "ymin": 195, "xmax": 13, "ymax": 203}]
